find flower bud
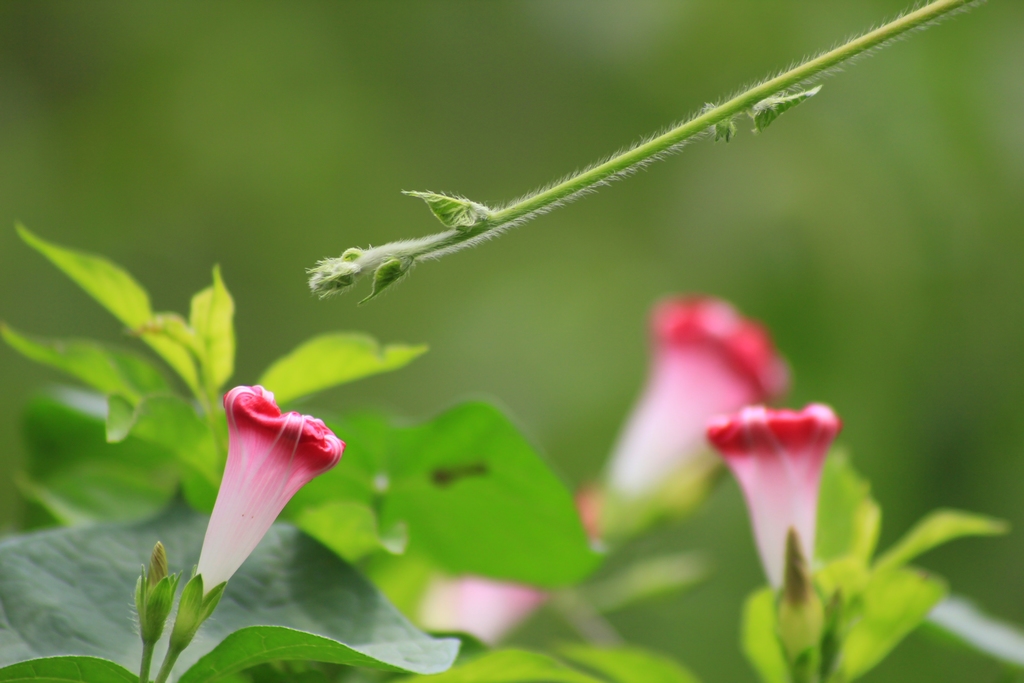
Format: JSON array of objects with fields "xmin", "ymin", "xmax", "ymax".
[
  {"xmin": 148, "ymin": 542, "xmax": 168, "ymax": 588},
  {"xmin": 196, "ymin": 386, "xmax": 343, "ymax": 590},
  {"xmin": 169, "ymin": 574, "xmax": 225, "ymax": 653},
  {"xmin": 707, "ymin": 404, "xmax": 841, "ymax": 587},
  {"xmin": 607, "ymin": 297, "xmax": 788, "ymax": 499},
  {"xmin": 135, "ymin": 542, "xmax": 180, "ymax": 645},
  {"xmin": 777, "ymin": 528, "xmax": 824, "ymax": 663}
]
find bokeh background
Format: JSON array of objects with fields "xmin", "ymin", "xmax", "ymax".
[{"xmin": 1, "ymin": 1, "xmax": 1022, "ymax": 681}]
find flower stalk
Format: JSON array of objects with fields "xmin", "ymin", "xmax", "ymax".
[{"xmin": 309, "ymin": 0, "xmax": 980, "ymax": 301}]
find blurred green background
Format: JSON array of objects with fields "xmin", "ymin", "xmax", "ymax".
[{"xmin": 1, "ymin": 1, "xmax": 1022, "ymax": 681}]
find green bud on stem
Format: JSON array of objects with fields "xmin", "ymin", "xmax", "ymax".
[
  {"xmin": 152, "ymin": 573, "xmax": 226, "ymax": 683},
  {"xmin": 136, "ymin": 542, "xmax": 181, "ymax": 683},
  {"xmin": 777, "ymin": 528, "xmax": 825, "ymax": 669}
]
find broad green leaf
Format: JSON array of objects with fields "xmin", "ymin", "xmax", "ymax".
[
  {"xmin": 741, "ymin": 587, "xmax": 788, "ymax": 683},
  {"xmin": 751, "ymin": 86, "xmax": 821, "ymax": 133},
  {"xmin": 387, "ymin": 402, "xmax": 600, "ymax": 586},
  {"xmin": 190, "ymin": 265, "xmax": 235, "ymax": 394},
  {"xmin": 925, "ymin": 595, "xmax": 1024, "ymax": 668},
  {"xmin": 258, "ymin": 333, "xmax": 427, "ymax": 404},
  {"xmin": 19, "ymin": 388, "xmax": 177, "ymax": 524},
  {"xmin": 292, "ymin": 501, "xmax": 398, "ymax": 563},
  {"xmin": 842, "ymin": 568, "xmax": 947, "ymax": 679},
  {"xmin": 0, "ymin": 504, "xmax": 459, "ymax": 680},
  {"xmin": 816, "ymin": 451, "xmax": 881, "ymax": 564},
  {"xmin": 293, "ymin": 405, "xmax": 600, "ymax": 587},
  {"xmin": 1, "ymin": 325, "xmax": 169, "ymax": 404},
  {"xmin": 0, "ymin": 656, "xmax": 136, "ymax": 683},
  {"xmin": 580, "ymin": 552, "xmax": 711, "ymax": 613},
  {"xmin": 17, "ymin": 224, "xmax": 152, "ymax": 328},
  {"xmin": 16, "ymin": 224, "xmax": 201, "ymax": 395},
  {"xmin": 873, "ymin": 509, "xmax": 1008, "ymax": 574},
  {"xmin": 398, "ymin": 650, "xmax": 602, "ymax": 683},
  {"xmin": 138, "ymin": 333, "xmax": 202, "ymax": 397},
  {"xmin": 559, "ymin": 644, "xmax": 702, "ymax": 683},
  {"xmin": 107, "ymin": 394, "xmax": 222, "ymax": 511}
]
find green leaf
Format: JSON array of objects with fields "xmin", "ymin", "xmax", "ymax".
[
  {"xmin": 289, "ymin": 405, "xmax": 599, "ymax": 587},
  {"xmin": 841, "ymin": 568, "xmax": 948, "ymax": 679},
  {"xmin": 741, "ymin": 587, "xmax": 788, "ymax": 683},
  {"xmin": 258, "ymin": 333, "xmax": 427, "ymax": 405},
  {"xmin": 579, "ymin": 552, "xmax": 711, "ymax": 613},
  {"xmin": 292, "ymin": 500, "xmax": 400, "ymax": 563},
  {"xmin": 108, "ymin": 394, "xmax": 222, "ymax": 511},
  {"xmin": 16, "ymin": 224, "xmax": 201, "ymax": 395},
  {"xmin": 873, "ymin": 509, "xmax": 1009, "ymax": 574},
  {"xmin": 397, "ymin": 650, "xmax": 602, "ymax": 683},
  {"xmin": 189, "ymin": 265, "xmax": 235, "ymax": 394},
  {"xmin": 402, "ymin": 191, "xmax": 492, "ymax": 230},
  {"xmin": 19, "ymin": 388, "xmax": 178, "ymax": 524},
  {"xmin": 0, "ymin": 657, "xmax": 137, "ymax": 683},
  {"xmin": 815, "ymin": 451, "xmax": 881, "ymax": 564},
  {"xmin": 751, "ymin": 86, "xmax": 821, "ymax": 133},
  {"xmin": 559, "ymin": 645, "xmax": 702, "ymax": 683},
  {"xmin": 16, "ymin": 224, "xmax": 152, "ymax": 328},
  {"xmin": 1, "ymin": 325, "xmax": 170, "ymax": 404},
  {"xmin": 104, "ymin": 394, "xmax": 135, "ymax": 442},
  {"xmin": 925, "ymin": 595, "xmax": 1024, "ymax": 668},
  {"xmin": 0, "ymin": 504, "xmax": 459, "ymax": 680},
  {"xmin": 138, "ymin": 333, "xmax": 202, "ymax": 397}
]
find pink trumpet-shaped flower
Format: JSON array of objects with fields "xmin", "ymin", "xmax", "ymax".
[
  {"xmin": 607, "ymin": 296, "xmax": 789, "ymax": 497},
  {"xmin": 707, "ymin": 404, "xmax": 841, "ymax": 587},
  {"xmin": 419, "ymin": 576, "xmax": 548, "ymax": 645},
  {"xmin": 196, "ymin": 385, "xmax": 344, "ymax": 589}
]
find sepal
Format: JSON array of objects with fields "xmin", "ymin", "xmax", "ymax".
[{"xmin": 169, "ymin": 574, "xmax": 226, "ymax": 652}]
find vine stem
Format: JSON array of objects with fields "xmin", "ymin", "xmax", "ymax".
[
  {"xmin": 309, "ymin": 0, "xmax": 978, "ymax": 300},
  {"xmin": 138, "ymin": 641, "xmax": 155, "ymax": 683},
  {"xmin": 153, "ymin": 645, "xmax": 184, "ymax": 683},
  {"xmin": 489, "ymin": 0, "xmax": 972, "ymax": 225}
]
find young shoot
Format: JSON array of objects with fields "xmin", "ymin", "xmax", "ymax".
[{"xmin": 309, "ymin": 0, "xmax": 982, "ymax": 303}]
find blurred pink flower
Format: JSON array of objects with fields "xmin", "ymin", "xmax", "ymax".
[
  {"xmin": 707, "ymin": 404, "xmax": 841, "ymax": 587},
  {"xmin": 419, "ymin": 576, "xmax": 547, "ymax": 644},
  {"xmin": 196, "ymin": 385, "xmax": 344, "ymax": 589},
  {"xmin": 607, "ymin": 296, "xmax": 789, "ymax": 498}
]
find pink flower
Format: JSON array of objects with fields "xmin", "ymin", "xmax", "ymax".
[
  {"xmin": 419, "ymin": 576, "xmax": 548, "ymax": 645},
  {"xmin": 607, "ymin": 296, "xmax": 789, "ymax": 498},
  {"xmin": 196, "ymin": 385, "xmax": 344, "ymax": 589},
  {"xmin": 707, "ymin": 404, "xmax": 841, "ymax": 587}
]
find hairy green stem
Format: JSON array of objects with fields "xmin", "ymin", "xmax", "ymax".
[
  {"xmin": 138, "ymin": 641, "xmax": 155, "ymax": 683},
  {"xmin": 153, "ymin": 645, "xmax": 184, "ymax": 683},
  {"xmin": 309, "ymin": 0, "xmax": 979, "ymax": 301}
]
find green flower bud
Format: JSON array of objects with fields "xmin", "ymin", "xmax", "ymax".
[
  {"xmin": 136, "ymin": 542, "xmax": 180, "ymax": 646},
  {"xmin": 169, "ymin": 574, "xmax": 226, "ymax": 653},
  {"xmin": 777, "ymin": 528, "xmax": 825, "ymax": 665},
  {"xmin": 148, "ymin": 542, "xmax": 168, "ymax": 588}
]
